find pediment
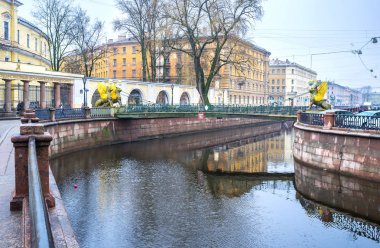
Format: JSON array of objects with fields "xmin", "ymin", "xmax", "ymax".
[{"xmin": 2, "ymin": 12, "xmax": 11, "ymax": 20}]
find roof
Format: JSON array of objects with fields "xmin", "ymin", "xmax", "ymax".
[
  {"xmin": 269, "ymin": 59, "xmax": 317, "ymax": 75},
  {"xmin": 3, "ymin": 0, "xmax": 23, "ymax": 7},
  {"xmin": 18, "ymin": 17, "xmax": 48, "ymax": 40}
]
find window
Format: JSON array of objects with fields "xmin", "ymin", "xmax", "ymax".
[
  {"xmin": 282, "ymin": 69, "xmax": 285, "ymax": 73},
  {"xmin": 113, "ymin": 59, "xmax": 117, "ymax": 66},
  {"xmin": 277, "ymin": 86, "xmax": 280, "ymax": 93},
  {"xmin": 277, "ymin": 79, "xmax": 280, "ymax": 84},
  {"xmin": 3, "ymin": 21, "xmax": 9, "ymax": 40},
  {"xmin": 282, "ymin": 86, "xmax": 286, "ymax": 92},
  {"xmin": 292, "ymin": 69, "xmax": 294, "ymax": 74},
  {"xmin": 17, "ymin": 30, "xmax": 20, "ymax": 44},
  {"xmin": 132, "ymin": 69, "xmax": 136, "ymax": 78},
  {"xmin": 44, "ymin": 43, "xmax": 47, "ymax": 56},
  {"xmin": 277, "ymin": 69, "xmax": 280, "ymax": 74},
  {"xmin": 291, "ymin": 79, "xmax": 294, "ymax": 84},
  {"xmin": 113, "ymin": 70, "xmax": 116, "ymax": 79},
  {"xmin": 132, "ymin": 46, "xmax": 136, "ymax": 54},
  {"xmin": 27, "ymin": 34, "xmax": 30, "ymax": 48},
  {"xmin": 122, "ymin": 70, "xmax": 126, "ymax": 79},
  {"xmin": 282, "ymin": 79, "xmax": 285, "ymax": 84},
  {"xmin": 272, "ymin": 86, "xmax": 274, "ymax": 92},
  {"xmin": 234, "ymin": 95, "xmax": 236, "ymax": 104},
  {"xmin": 272, "ymin": 79, "xmax": 275, "ymax": 84},
  {"xmin": 35, "ymin": 38, "xmax": 38, "ymax": 51},
  {"xmin": 272, "ymin": 69, "xmax": 275, "ymax": 74},
  {"xmin": 132, "ymin": 58, "xmax": 136, "ymax": 65},
  {"xmin": 123, "ymin": 58, "xmax": 126, "ymax": 66},
  {"xmin": 123, "ymin": 47, "xmax": 126, "ymax": 54},
  {"xmin": 5, "ymin": 57, "xmax": 9, "ymax": 62},
  {"xmin": 113, "ymin": 47, "xmax": 117, "ymax": 55}
]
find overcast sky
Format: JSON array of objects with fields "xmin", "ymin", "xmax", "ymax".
[{"xmin": 19, "ymin": 0, "xmax": 380, "ymax": 90}]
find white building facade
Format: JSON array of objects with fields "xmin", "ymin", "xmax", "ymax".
[
  {"xmin": 326, "ymin": 82, "xmax": 363, "ymax": 107},
  {"xmin": 269, "ymin": 59, "xmax": 317, "ymax": 107}
]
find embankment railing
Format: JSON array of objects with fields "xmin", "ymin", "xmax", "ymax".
[{"xmin": 28, "ymin": 137, "xmax": 54, "ymax": 248}]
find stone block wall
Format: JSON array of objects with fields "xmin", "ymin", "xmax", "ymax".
[
  {"xmin": 294, "ymin": 160, "xmax": 380, "ymax": 222},
  {"xmin": 294, "ymin": 122, "xmax": 380, "ymax": 182},
  {"xmin": 45, "ymin": 117, "xmax": 272, "ymax": 158}
]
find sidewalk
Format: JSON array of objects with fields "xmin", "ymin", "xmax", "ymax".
[{"xmin": 0, "ymin": 120, "xmax": 22, "ymax": 248}]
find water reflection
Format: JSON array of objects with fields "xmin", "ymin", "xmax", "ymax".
[{"xmin": 51, "ymin": 125, "xmax": 380, "ymax": 248}]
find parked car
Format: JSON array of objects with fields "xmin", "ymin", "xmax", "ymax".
[{"xmin": 355, "ymin": 111, "xmax": 380, "ymax": 129}]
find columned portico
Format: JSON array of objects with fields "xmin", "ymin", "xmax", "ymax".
[
  {"xmin": 54, "ymin": 82, "xmax": 61, "ymax": 108},
  {"xmin": 39, "ymin": 81, "xmax": 46, "ymax": 109},
  {"xmin": 4, "ymin": 79, "xmax": 12, "ymax": 112},
  {"xmin": 21, "ymin": 80, "xmax": 30, "ymax": 110}
]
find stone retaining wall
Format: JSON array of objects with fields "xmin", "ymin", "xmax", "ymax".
[
  {"xmin": 293, "ymin": 122, "xmax": 380, "ymax": 182},
  {"xmin": 45, "ymin": 117, "xmax": 273, "ymax": 158},
  {"xmin": 294, "ymin": 160, "xmax": 380, "ymax": 223}
]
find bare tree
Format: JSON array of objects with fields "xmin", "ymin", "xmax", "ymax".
[
  {"xmin": 114, "ymin": 0, "xmax": 151, "ymax": 81},
  {"xmin": 32, "ymin": 0, "xmax": 75, "ymax": 71},
  {"xmin": 164, "ymin": 0, "xmax": 263, "ymax": 105},
  {"xmin": 69, "ymin": 7, "xmax": 106, "ymax": 106}
]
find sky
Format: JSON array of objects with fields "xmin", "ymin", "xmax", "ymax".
[{"xmin": 18, "ymin": 0, "xmax": 380, "ymax": 90}]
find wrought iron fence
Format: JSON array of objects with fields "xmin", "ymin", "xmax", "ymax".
[
  {"xmin": 55, "ymin": 108, "xmax": 85, "ymax": 119},
  {"xmin": 299, "ymin": 112, "xmax": 324, "ymax": 126},
  {"xmin": 335, "ymin": 115, "xmax": 380, "ymax": 130},
  {"xmin": 35, "ymin": 109, "xmax": 50, "ymax": 120},
  {"xmin": 28, "ymin": 137, "xmax": 55, "ymax": 248},
  {"xmin": 91, "ymin": 107, "xmax": 113, "ymax": 118},
  {"xmin": 122, "ymin": 104, "xmax": 307, "ymax": 115}
]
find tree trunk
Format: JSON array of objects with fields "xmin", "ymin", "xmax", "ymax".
[{"xmin": 141, "ymin": 46, "xmax": 147, "ymax": 81}]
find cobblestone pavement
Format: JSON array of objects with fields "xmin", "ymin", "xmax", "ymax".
[{"xmin": 0, "ymin": 120, "xmax": 22, "ymax": 248}]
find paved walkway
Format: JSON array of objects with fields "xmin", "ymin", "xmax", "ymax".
[{"xmin": 0, "ymin": 120, "xmax": 22, "ymax": 248}]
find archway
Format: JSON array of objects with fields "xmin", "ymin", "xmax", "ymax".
[
  {"xmin": 180, "ymin": 92, "xmax": 190, "ymax": 105},
  {"xmin": 128, "ymin": 89, "xmax": 143, "ymax": 105},
  {"xmin": 91, "ymin": 89, "xmax": 100, "ymax": 107},
  {"xmin": 156, "ymin": 90, "xmax": 169, "ymax": 104}
]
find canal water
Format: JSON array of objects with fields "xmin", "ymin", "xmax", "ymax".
[{"xmin": 51, "ymin": 123, "xmax": 380, "ymax": 248}]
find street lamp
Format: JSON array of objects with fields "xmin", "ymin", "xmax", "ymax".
[{"xmin": 171, "ymin": 84, "xmax": 174, "ymax": 105}]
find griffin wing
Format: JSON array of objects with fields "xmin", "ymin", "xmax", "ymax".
[
  {"xmin": 314, "ymin": 81, "xmax": 328, "ymax": 101},
  {"xmin": 98, "ymin": 83, "xmax": 108, "ymax": 101}
]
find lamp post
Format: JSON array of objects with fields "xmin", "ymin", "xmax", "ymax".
[{"xmin": 171, "ymin": 84, "xmax": 174, "ymax": 105}]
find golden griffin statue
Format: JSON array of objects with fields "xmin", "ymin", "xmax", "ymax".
[
  {"xmin": 95, "ymin": 82, "xmax": 122, "ymax": 107},
  {"xmin": 308, "ymin": 80, "xmax": 331, "ymax": 110}
]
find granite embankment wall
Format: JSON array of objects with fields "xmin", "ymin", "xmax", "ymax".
[
  {"xmin": 45, "ymin": 117, "xmax": 278, "ymax": 158},
  {"xmin": 293, "ymin": 122, "xmax": 380, "ymax": 182},
  {"xmin": 294, "ymin": 160, "xmax": 380, "ymax": 223}
]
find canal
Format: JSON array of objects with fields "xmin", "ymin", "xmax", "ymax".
[{"xmin": 51, "ymin": 123, "xmax": 380, "ymax": 248}]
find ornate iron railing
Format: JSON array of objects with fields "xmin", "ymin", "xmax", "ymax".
[
  {"xmin": 335, "ymin": 115, "xmax": 380, "ymax": 130},
  {"xmin": 28, "ymin": 137, "xmax": 55, "ymax": 248},
  {"xmin": 299, "ymin": 112, "xmax": 324, "ymax": 126},
  {"xmin": 122, "ymin": 104, "xmax": 307, "ymax": 115},
  {"xmin": 90, "ymin": 107, "xmax": 113, "ymax": 118},
  {"xmin": 55, "ymin": 108, "xmax": 85, "ymax": 119},
  {"xmin": 35, "ymin": 109, "xmax": 50, "ymax": 120}
]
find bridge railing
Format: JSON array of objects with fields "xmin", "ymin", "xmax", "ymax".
[
  {"xmin": 122, "ymin": 104, "xmax": 307, "ymax": 115},
  {"xmin": 299, "ymin": 112, "xmax": 324, "ymax": 126},
  {"xmin": 55, "ymin": 108, "xmax": 86, "ymax": 119},
  {"xmin": 297, "ymin": 112, "xmax": 380, "ymax": 131},
  {"xmin": 90, "ymin": 107, "xmax": 113, "ymax": 118},
  {"xmin": 335, "ymin": 115, "xmax": 380, "ymax": 130},
  {"xmin": 28, "ymin": 137, "xmax": 55, "ymax": 248}
]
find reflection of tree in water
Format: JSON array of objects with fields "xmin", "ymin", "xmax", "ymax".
[{"xmin": 297, "ymin": 193, "xmax": 380, "ymax": 242}]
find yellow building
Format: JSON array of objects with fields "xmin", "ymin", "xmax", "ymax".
[
  {"xmin": 0, "ymin": 1, "xmax": 84, "ymax": 114},
  {"xmin": 93, "ymin": 36, "xmax": 271, "ymax": 105}
]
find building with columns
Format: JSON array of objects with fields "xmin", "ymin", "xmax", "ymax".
[{"xmin": 0, "ymin": 62, "xmax": 82, "ymax": 115}]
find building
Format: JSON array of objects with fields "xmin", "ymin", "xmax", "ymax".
[
  {"xmin": 0, "ymin": 0, "xmax": 84, "ymax": 113},
  {"xmin": 269, "ymin": 59, "xmax": 317, "ymax": 106},
  {"xmin": 326, "ymin": 82, "xmax": 363, "ymax": 107},
  {"xmin": 93, "ymin": 36, "xmax": 271, "ymax": 105},
  {"xmin": 0, "ymin": 0, "xmax": 49, "ymax": 66}
]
